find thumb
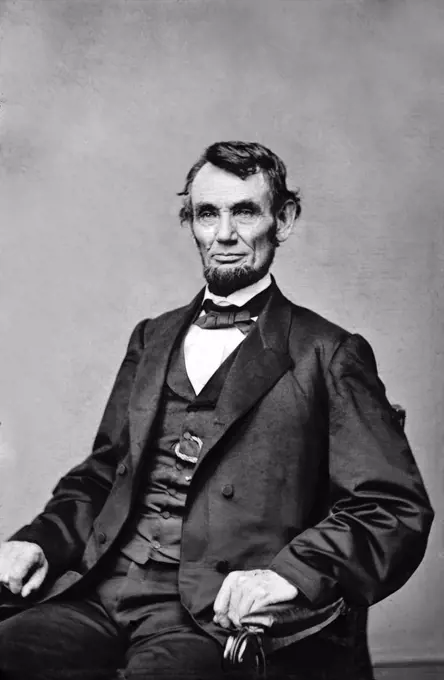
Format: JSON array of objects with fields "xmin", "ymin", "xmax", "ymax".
[
  {"xmin": 21, "ymin": 561, "xmax": 48, "ymax": 598},
  {"xmin": 213, "ymin": 574, "xmax": 235, "ymax": 615}
]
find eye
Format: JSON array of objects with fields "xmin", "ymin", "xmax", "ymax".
[
  {"xmin": 196, "ymin": 205, "xmax": 218, "ymax": 220},
  {"xmin": 233, "ymin": 206, "xmax": 260, "ymax": 223}
]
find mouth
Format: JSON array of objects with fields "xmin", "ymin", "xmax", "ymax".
[{"xmin": 211, "ymin": 253, "xmax": 247, "ymax": 264}]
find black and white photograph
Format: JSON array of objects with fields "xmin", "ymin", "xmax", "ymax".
[{"xmin": 0, "ymin": 2, "xmax": 442, "ymax": 679}]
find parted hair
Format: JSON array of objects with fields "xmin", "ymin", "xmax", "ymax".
[{"xmin": 178, "ymin": 141, "xmax": 302, "ymax": 225}]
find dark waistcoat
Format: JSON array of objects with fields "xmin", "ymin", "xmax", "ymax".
[{"xmin": 118, "ymin": 335, "xmax": 240, "ymax": 565}]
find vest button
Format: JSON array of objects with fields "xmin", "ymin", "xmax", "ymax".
[
  {"xmin": 216, "ymin": 560, "xmax": 230, "ymax": 574},
  {"xmin": 161, "ymin": 510, "xmax": 171, "ymax": 519},
  {"xmin": 221, "ymin": 484, "xmax": 234, "ymax": 499},
  {"xmin": 97, "ymin": 531, "xmax": 107, "ymax": 544},
  {"xmin": 117, "ymin": 463, "xmax": 127, "ymax": 476}
]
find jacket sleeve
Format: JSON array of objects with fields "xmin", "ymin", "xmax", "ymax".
[
  {"xmin": 270, "ymin": 333, "xmax": 434, "ymax": 607},
  {"xmin": 8, "ymin": 319, "xmax": 149, "ymax": 576}
]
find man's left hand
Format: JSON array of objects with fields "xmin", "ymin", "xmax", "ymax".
[{"xmin": 213, "ymin": 569, "xmax": 298, "ymax": 629}]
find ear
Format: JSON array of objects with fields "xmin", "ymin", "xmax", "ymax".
[
  {"xmin": 275, "ymin": 200, "xmax": 297, "ymax": 243},
  {"xmin": 179, "ymin": 197, "xmax": 193, "ymax": 229}
]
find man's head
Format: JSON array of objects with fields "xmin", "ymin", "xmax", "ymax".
[{"xmin": 178, "ymin": 141, "xmax": 301, "ymax": 296}]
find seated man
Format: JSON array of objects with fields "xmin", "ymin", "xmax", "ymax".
[{"xmin": 0, "ymin": 141, "xmax": 433, "ymax": 680}]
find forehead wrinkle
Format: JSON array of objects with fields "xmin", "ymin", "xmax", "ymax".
[{"xmin": 191, "ymin": 166, "xmax": 271, "ymax": 211}]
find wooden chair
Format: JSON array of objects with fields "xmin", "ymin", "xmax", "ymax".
[{"xmin": 223, "ymin": 405, "xmax": 406, "ymax": 679}]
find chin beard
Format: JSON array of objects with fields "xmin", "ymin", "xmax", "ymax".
[
  {"xmin": 194, "ymin": 220, "xmax": 278, "ymax": 297},
  {"xmin": 203, "ymin": 253, "xmax": 275, "ymax": 297}
]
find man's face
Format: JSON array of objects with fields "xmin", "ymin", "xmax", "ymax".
[{"xmin": 189, "ymin": 163, "xmax": 278, "ymax": 295}]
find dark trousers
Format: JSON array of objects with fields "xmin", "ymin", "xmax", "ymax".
[
  {"xmin": 0, "ymin": 555, "xmax": 364, "ymax": 680},
  {"xmin": 0, "ymin": 555, "xmax": 232, "ymax": 680}
]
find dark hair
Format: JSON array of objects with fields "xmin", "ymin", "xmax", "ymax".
[{"xmin": 178, "ymin": 140, "xmax": 302, "ymax": 225}]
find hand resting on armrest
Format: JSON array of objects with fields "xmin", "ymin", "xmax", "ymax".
[{"xmin": 0, "ymin": 541, "xmax": 48, "ymax": 598}]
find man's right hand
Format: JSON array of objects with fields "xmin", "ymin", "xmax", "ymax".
[{"xmin": 0, "ymin": 540, "xmax": 48, "ymax": 597}]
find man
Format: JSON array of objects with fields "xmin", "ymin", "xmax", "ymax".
[{"xmin": 0, "ymin": 141, "xmax": 433, "ymax": 680}]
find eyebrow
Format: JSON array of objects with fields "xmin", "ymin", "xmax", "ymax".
[
  {"xmin": 194, "ymin": 200, "xmax": 262, "ymax": 214},
  {"xmin": 194, "ymin": 202, "xmax": 218, "ymax": 215}
]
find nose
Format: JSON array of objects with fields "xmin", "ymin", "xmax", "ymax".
[{"xmin": 216, "ymin": 210, "xmax": 237, "ymax": 242}]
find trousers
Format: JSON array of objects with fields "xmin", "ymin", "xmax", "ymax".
[
  {"xmin": 0, "ymin": 554, "xmax": 232, "ymax": 680},
  {"xmin": 0, "ymin": 554, "xmax": 361, "ymax": 680}
]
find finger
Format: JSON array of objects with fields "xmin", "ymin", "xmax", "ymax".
[
  {"xmin": 5, "ymin": 555, "xmax": 36, "ymax": 594},
  {"xmin": 213, "ymin": 581, "xmax": 237, "ymax": 628},
  {"xmin": 230, "ymin": 588, "xmax": 258, "ymax": 627},
  {"xmin": 247, "ymin": 593, "xmax": 271, "ymax": 615},
  {"xmin": 0, "ymin": 554, "xmax": 14, "ymax": 587},
  {"xmin": 235, "ymin": 596, "xmax": 270, "ymax": 628},
  {"xmin": 6, "ymin": 566, "xmax": 27, "ymax": 594},
  {"xmin": 213, "ymin": 592, "xmax": 234, "ymax": 628},
  {"xmin": 227, "ymin": 577, "xmax": 248, "ymax": 627},
  {"xmin": 229, "ymin": 579, "xmax": 271, "ymax": 627},
  {"xmin": 6, "ymin": 574, "xmax": 24, "ymax": 594},
  {"xmin": 21, "ymin": 563, "xmax": 48, "ymax": 598},
  {"xmin": 213, "ymin": 613, "xmax": 232, "ymax": 629},
  {"xmin": 238, "ymin": 583, "xmax": 271, "ymax": 617},
  {"xmin": 213, "ymin": 571, "xmax": 238, "ymax": 616},
  {"xmin": 0, "ymin": 568, "xmax": 10, "ymax": 585},
  {"xmin": 0, "ymin": 548, "xmax": 17, "ymax": 576}
]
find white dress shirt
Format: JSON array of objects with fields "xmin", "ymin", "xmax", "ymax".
[{"xmin": 184, "ymin": 273, "xmax": 272, "ymax": 395}]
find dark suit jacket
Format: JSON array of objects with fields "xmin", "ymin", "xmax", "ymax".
[{"xmin": 5, "ymin": 282, "xmax": 433, "ymax": 650}]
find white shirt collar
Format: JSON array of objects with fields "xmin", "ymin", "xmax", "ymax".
[{"xmin": 203, "ymin": 273, "xmax": 272, "ymax": 308}]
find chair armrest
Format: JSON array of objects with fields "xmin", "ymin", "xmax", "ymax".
[
  {"xmin": 223, "ymin": 597, "xmax": 346, "ymax": 675},
  {"xmin": 238, "ymin": 596, "xmax": 346, "ymax": 639}
]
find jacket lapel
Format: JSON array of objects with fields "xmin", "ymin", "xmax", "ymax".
[
  {"xmin": 128, "ymin": 289, "xmax": 204, "ymax": 470},
  {"xmin": 195, "ymin": 284, "xmax": 294, "ymax": 471},
  {"xmin": 128, "ymin": 282, "xmax": 294, "ymax": 475}
]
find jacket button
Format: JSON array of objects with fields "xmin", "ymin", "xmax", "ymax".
[
  {"xmin": 117, "ymin": 463, "xmax": 127, "ymax": 476},
  {"xmin": 97, "ymin": 531, "xmax": 107, "ymax": 544},
  {"xmin": 221, "ymin": 484, "xmax": 234, "ymax": 499},
  {"xmin": 216, "ymin": 560, "xmax": 230, "ymax": 574}
]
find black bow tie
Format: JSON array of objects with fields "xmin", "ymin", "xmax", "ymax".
[{"xmin": 194, "ymin": 287, "xmax": 271, "ymax": 335}]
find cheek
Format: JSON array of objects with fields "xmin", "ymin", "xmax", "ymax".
[
  {"xmin": 192, "ymin": 226, "xmax": 213, "ymax": 250},
  {"xmin": 250, "ymin": 231, "xmax": 274, "ymax": 258},
  {"xmin": 239, "ymin": 219, "xmax": 275, "ymax": 254}
]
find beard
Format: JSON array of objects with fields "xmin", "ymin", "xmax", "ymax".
[
  {"xmin": 203, "ymin": 247, "xmax": 276, "ymax": 297},
  {"xmin": 192, "ymin": 219, "xmax": 279, "ymax": 297}
]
